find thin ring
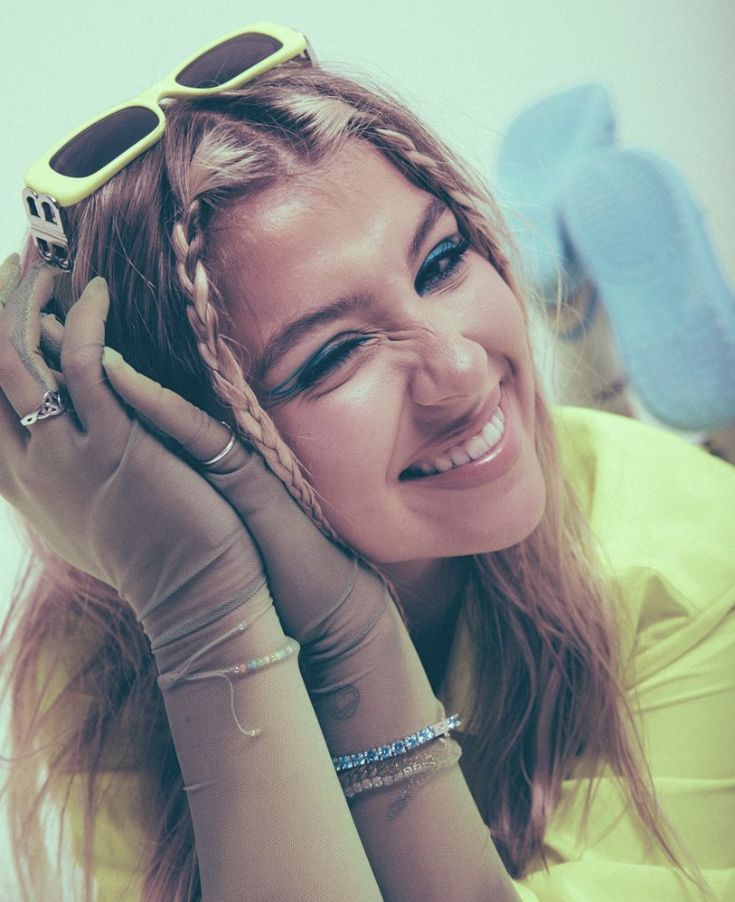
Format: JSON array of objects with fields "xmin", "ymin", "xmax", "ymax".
[
  {"xmin": 19, "ymin": 389, "xmax": 71, "ymax": 426},
  {"xmin": 199, "ymin": 422, "xmax": 236, "ymax": 469}
]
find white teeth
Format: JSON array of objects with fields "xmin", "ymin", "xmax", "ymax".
[
  {"xmin": 482, "ymin": 421, "xmax": 501, "ymax": 447},
  {"xmin": 449, "ymin": 446, "xmax": 471, "ymax": 466},
  {"xmin": 411, "ymin": 406, "xmax": 506, "ymax": 478},
  {"xmin": 465, "ymin": 435, "xmax": 490, "ymax": 460}
]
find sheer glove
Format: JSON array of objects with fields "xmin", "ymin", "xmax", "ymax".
[
  {"xmin": 0, "ymin": 253, "xmax": 404, "ymax": 735},
  {"xmin": 0, "ymin": 256, "xmax": 267, "ymax": 647},
  {"xmin": 101, "ymin": 343, "xmax": 394, "ymax": 671},
  {"xmin": 1, "ymin": 255, "xmax": 520, "ymax": 901},
  {"xmin": 4, "ymin": 262, "xmax": 397, "ymax": 678},
  {"xmin": 0, "ymin": 255, "xmax": 385, "ymax": 901}
]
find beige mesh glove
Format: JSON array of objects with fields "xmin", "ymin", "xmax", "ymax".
[
  {"xmin": 0, "ymin": 259, "xmax": 261, "ymax": 633},
  {"xmin": 0, "ymin": 256, "xmax": 518, "ymax": 901},
  {"xmin": 0, "ymin": 258, "xmax": 387, "ymax": 660},
  {"xmin": 0, "ymin": 257, "xmax": 381, "ymax": 900},
  {"xmin": 96, "ymin": 272, "xmax": 520, "ymax": 902}
]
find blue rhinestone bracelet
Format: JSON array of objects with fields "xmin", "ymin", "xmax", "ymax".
[{"xmin": 333, "ymin": 713, "xmax": 462, "ymax": 773}]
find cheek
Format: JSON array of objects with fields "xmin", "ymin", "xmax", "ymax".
[
  {"xmin": 472, "ymin": 270, "xmax": 528, "ymax": 349},
  {"xmin": 267, "ymin": 388, "xmax": 396, "ymax": 517},
  {"xmin": 445, "ymin": 261, "xmax": 527, "ymax": 375},
  {"xmin": 469, "ymin": 269, "xmax": 535, "ymax": 403},
  {"xmin": 272, "ymin": 401, "xmax": 397, "ymax": 554}
]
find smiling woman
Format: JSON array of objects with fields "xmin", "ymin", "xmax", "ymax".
[
  {"xmin": 218, "ymin": 141, "xmax": 545, "ymax": 563},
  {"xmin": 0, "ymin": 21, "xmax": 734, "ymax": 902}
]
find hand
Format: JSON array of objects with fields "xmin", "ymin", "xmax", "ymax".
[
  {"xmin": 0, "ymin": 254, "xmax": 264, "ymax": 632},
  {"xmin": 0, "ymin": 252, "xmax": 392, "ymax": 673},
  {"xmin": 96, "ymin": 305, "xmax": 394, "ymax": 669}
]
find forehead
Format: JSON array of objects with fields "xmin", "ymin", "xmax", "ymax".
[
  {"xmin": 217, "ymin": 140, "xmax": 439, "ymax": 361},
  {"xmin": 232, "ymin": 139, "xmax": 422, "ymax": 246}
]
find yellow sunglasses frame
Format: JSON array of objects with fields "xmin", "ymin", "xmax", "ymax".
[{"xmin": 22, "ymin": 21, "xmax": 314, "ymax": 270}]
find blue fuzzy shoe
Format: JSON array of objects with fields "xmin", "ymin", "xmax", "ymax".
[
  {"xmin": 559, "ymin": 147, "xmax": 735, "ymax": 431},
  {"xmin": 496, "ymin": 82, "xmax": 616, "ymax": 300}
]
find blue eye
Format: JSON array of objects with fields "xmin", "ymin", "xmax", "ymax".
[{"xmin": 416, "ymin": 234, "xmax": 471, "ymax": 294}]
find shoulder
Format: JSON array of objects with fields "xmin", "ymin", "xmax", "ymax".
[
  {"xmin": 553, "ymin": 404, "xmax": 735, "ymax": 525},
  {"xmin": 551, "ymin": 406, "xmax": 735, "ymax": 677}
]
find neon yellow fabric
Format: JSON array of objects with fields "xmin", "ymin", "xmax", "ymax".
[
  {"xmin": 64, "ymin": 406, "xmax": 735, "ymax": 899},
  {"xmin": 442, "ymin": 406, "xmax": 735, "ymax": 901}
]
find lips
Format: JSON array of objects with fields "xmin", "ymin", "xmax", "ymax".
[{"xmin": 399, "ymin": 385, "xmax": 504, "ymax": 480}]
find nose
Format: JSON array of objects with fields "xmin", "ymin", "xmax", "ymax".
[{"xmin": 407, "ymin": 323, "xmax": 492, "ymax": 412}]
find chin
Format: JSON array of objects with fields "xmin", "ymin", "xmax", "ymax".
[{"xmin": 468, "ymin": 461, "xmax": 548, "ymax": 556}]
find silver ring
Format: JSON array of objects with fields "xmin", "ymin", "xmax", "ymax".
[
  {"xmin": 199, "ymin": 422, "xmax": 237, "ymax": 469},
  {"xmin": 19, "ymin": 389, "xmax": 71, "ymax": 426}
]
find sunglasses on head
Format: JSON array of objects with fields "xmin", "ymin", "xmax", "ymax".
[{"xmin": 22, "ymin": 21, "xmax": 315, "ymax": 271}]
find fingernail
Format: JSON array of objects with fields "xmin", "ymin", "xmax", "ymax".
[
  {"xmin": 102, "ymin": 346, "xmax": 125, "ymax": 369},
  {"xmin": 1, "ymin": 252, "xmax": 20, "ymax": 269},
  {"xmin": 87, "ymin": 276, "xmax": 109, "ymax": 298},
  {"xmin": 0, "ymin": 254, "xmax": 20, "ymax": 278},
  {"xmin": 0, "ymin": 253, "xmax": 21, "ymax": 297},
  {"xmin": 84, "ymin": 276, "xmax": 110, "ymax": 315}
]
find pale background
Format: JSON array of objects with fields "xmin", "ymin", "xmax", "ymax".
[{"xmin": 1, "ymin": 0, "xmax": 733, "ymax": 895}]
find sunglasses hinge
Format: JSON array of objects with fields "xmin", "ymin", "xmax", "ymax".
[{"xmin": 22, "ymin": 188, "xmax": 72, "ymax": 271}]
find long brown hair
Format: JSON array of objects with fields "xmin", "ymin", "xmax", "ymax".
[{"xmin": 1, "ymin": 59, "xmax": 697, "ymax": 900}]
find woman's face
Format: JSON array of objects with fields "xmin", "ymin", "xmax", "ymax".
[{"xmin": 220, "ymin": 140, "xmax": 546, "ymax": 567}]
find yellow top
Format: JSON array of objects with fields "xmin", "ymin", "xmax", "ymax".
[
  {"xmin": 442, "ymin": 406, "xmax": 735, "ymax": 901},
  {"xmin": 64, "ymin": 407, "xmax": 735, "ymax": 900}
]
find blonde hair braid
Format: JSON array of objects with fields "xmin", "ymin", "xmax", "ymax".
[
  {"xmin": 370, "ymin": 124, "xmax": 515, "ymax": 283},
  {"xmin": 170, "ymin": 174, "xmax": 407, "ymax": 621},
  {"xmin": 170, "ymin": 209, "xmax": 341, "ymax": 541}
]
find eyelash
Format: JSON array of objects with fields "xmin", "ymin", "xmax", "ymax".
[
  {"xmin": 417, "ymin": 234, "xmax": 471, "ymax": 293},
  {"xmin": 268, "ymin": 235, "xmax": 472, "ymax": 400}
]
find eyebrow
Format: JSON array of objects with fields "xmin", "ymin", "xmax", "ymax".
[{"xmin": 251, "ymin": 195, "xmax": 450, "ymax": 381}]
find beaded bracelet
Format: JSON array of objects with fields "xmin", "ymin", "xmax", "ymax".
[
  {"xmin": 222, "ymin": 639, "xmax": 301, "ymax": 674},
  {"xmin": 182, "ymin": 636, "xmax": 300, "ymax": 683},
  {"xmin": 333, "ymin": 713, "xmax": 461, "ymax": 773},
  {"xmin": 219, "ymin": 638, "xmax": 300, "ymax": 677},
  {"xmin": 339, "ymin": 736, "xmax": 462, "ymax": 800},
  {"xmin": 158, "ymin": 634, "xmax": 301, "ymax": 739}
]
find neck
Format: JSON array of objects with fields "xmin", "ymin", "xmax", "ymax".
[{"xmin": 379, "ymin": 556, "xmax": 470, "ymax": 691}]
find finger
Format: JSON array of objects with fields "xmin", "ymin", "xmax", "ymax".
[
  {"xmin": 0, "ymin": 261, "xmax": 61, "ymax": 429},
  {"xmin": 1, "ymin": 254, "xmax": 65, "ymax": 369},
  {"xmin": 59, "ymin": 277, "xmax": 129, "ymax": 440},
  {"xmin": 40, "ymin": 312, "xmax": 64, "ymax": 361},
  {"xmin": 101, "ymin": 347, "xmax": 246, "ymax": 470},
  {"xmin": 0, "ymin": 257, "xmax": 31, "ymax": 461},
  {"xmin": 0, "ymin": 254, "xmax": 21, "ymax": 305},
  {"xmin": 0, "ymin": 371, "xmax": 70, "ymax": 490},
  {"xmin": 0, "ymin": 255, "xmax": 27, "ymax": 449},
  {"xmin": 0, "ymin": 384, "xmax": 26, "ymax": 470},
  {"xmin": 1, "ymin": 255, "xmax": 68, "ymax": 362}
]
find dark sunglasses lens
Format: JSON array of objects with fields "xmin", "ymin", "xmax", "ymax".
[
  {"xmin": 50, "ymin": 107, "xmax": 160, "ymax": 178},
  {"xmin": 175, "ymin": 33, "xmax": 283, "ymax": 89}
]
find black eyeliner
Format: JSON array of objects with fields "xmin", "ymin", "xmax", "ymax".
[
  {"xmin": 265, "ymin": 233, "xmax": 471, "ymax": 402},
  {"xmin": 415, "ymin": 234, "xmax": 471, "ymax": 293}
]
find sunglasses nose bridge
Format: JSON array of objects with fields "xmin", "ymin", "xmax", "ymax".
[{"xmin": 138, "ymin": 80, "xmax": 170, "ymax": 106}]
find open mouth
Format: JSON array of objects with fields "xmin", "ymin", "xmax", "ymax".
[{"xmin": 399, "ymin": 401, "xmax": 506, "ymax": 480}]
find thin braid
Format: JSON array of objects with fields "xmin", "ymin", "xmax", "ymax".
[
  {"xmin": 171, "ymin": 197, "xmax": 409, "ymax": 623},
  {"xmin": 369, "ymin": 125, "xmax": 514, "ymax": 279},
  {"xmin": 171, "ymin": 212, "xmax": 338, "ymax": 538},
  {"xmin": 165, "ymin": 119, "xmax": 529, "ymax": 625}
]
